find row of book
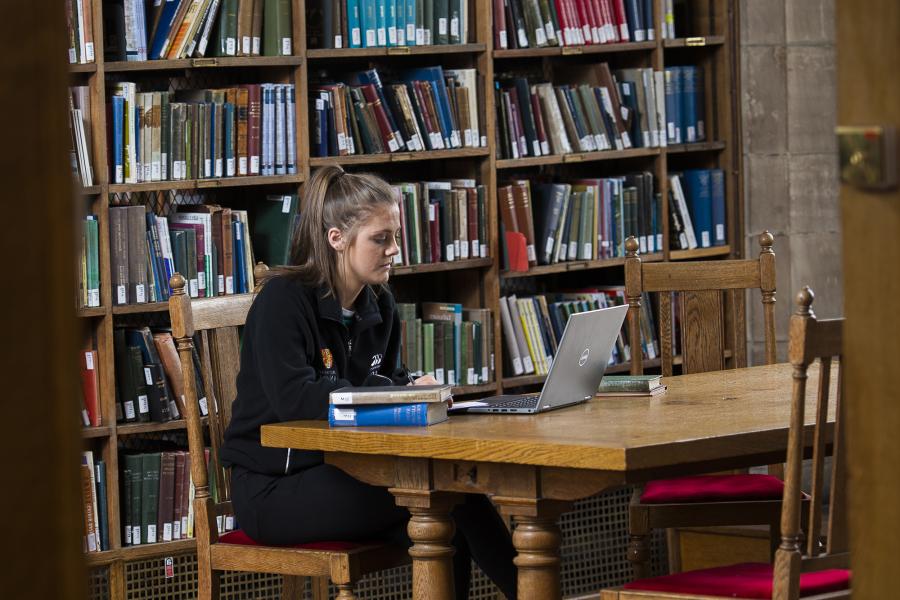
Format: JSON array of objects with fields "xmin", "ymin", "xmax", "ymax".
[
  {"xmin": 113, "ymin": 327, "xmax": 208, "ymax": 424},
  {"xmin": 80, "ymin": 451, "xmax": 108, "ymax": 552},
  {"xmin": 69, "ymin": 87, "xmax": 94, "ymax": 187},
  {"xmin": 121, "ymin": 449, "xmax": 232, "ymax": 547},
  {"xmin": 311, "ymin": 66, "xmax": 484, "ymax": 157},
  {"xmin": 495, "ymin": 63, "xmax": 705, "ymax": 160},
  {"xmin": 109, "ymin": 203, "xmax": 258, "ymax": 306},
  {"xmin": 391, "ymin": 180, "xmax": 487, "ymax": 266},
  {"xmin": 494, "ymin": 0, "xmax": 655, "ymax": 49},
  {"xmin": 66, "ymin": 0, "xmax": 96, "ymax": 64},
  {"xmin": 104, "ymin": 0, "xmax": 293, "ymax": 62},
  {"xmin": 310, "ymin": 0, "xmax": 472, "ymax": 48},
  {"xmin": 499, "ymin": 173, "xmax": 662, "ymax": 272},
  {"xmin": 668, "ymin": 169, "xmax": 727, "ymax": 250},
  {"xmin": 500, "ymin": 288, "xmax": 657, "ymax": 377},
  {"xmin": 397, "ymin": 302, "xmax": 495, "ymax": 387},
  {"xmin": 109, "ymin": 83, "xmax": 295, "ymax": 184}
]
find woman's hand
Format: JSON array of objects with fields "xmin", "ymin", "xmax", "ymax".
[{"xmin": 411, "ymin": 374, "xmax": 439, "ymax": 386}]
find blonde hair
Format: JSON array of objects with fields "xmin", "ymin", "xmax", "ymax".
[{"xmin": 271, "ymin": 165, "xmax": 398, "ymax": 295}]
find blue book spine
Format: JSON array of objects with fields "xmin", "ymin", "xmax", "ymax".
[
  {"xmin": 348, "ymin": 0, "xmax": 362, "ymax": 47},
  {"xmin": 683, "ymin": 169, "xmax": 713, "ymax": 248},
  {"xmin": 405, "ymin": 0, "xmax": 416, "ymax": 45},
  {"xmin": 112, "ymin": 96, "xmax": 124, "ymax": 183},
  {"xmin": 395, "ymin": 0, "xmax": 406, "ymax": 45},
  {"xmin": 402, "ymin": 66, "xmax": 454, "ymax": 148},
  {"xmin": 386, "ymin": 0, "xmax": 397, "ymax": 46},
  {"xmin": 286, "ymin": 85, "xmax": 296, "ymax": 174},
  {"xmin": 710, "ymin": 169, "xmax": 727, "ymax": 246},
  {"xmin": 223, "ymin": 102, "xmax": 235, "ymax": 176},
  {"xmin": 328, "ymin": 402, "xmax": 446, "ymax": 426},
  {"xmin": 625, "ymin": 0, "xmax": 644, "ymax": 41},
  {"xmin": 681, "ymin": 66, "xmax": 698, "ymax": 143},
  {"xmin": 95, "ymin": 460, "xmax": 108, "ymax": 551},
  {"xmin": 149, "ymin": 0, "xmax": 181, "ymax": 59},
  {"xmin": 362, "ymin": 0, "xmax": 377, "ymax": 47},
  {"xmin": 376, "ymin": 0, "xmax": 388, "ymax": 46},
  {"xmin": 695, "ymin": 67, "xmax": 706, "ymax": 141},
  {"xmin": 664, "ymin": 68, "xmax": 678, "ymax": 145},
  {"xmin": 669, "ymin": 67, "xmax": 683, "ymax": 144},
  {"xmin": 643, "ymin": 0, "xmax": 654, "ymax": 39},
  {"xmin": 232, "ymin": 220, "xmax": 245, "ymax": 293}
]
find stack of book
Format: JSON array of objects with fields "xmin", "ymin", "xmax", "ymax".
[
  {"xmin": 595, "ymin": 374, "xmax": 666, "ymax": 397},
  {"xmin": 311, "ymin": 66, "xmax": 484, "ymax": 157},
  {"xmin": 328, "ymin": 384, "xmax": 453, "ymax": 426},
  {"xmin": 103, "ymin": 0, "xmax": 293, "ymax": 61},
  {"xmin": 391, "ymin": 179, "xmax": 488, "ymax": 266},
  {"xmin": 668, "ymin": 169, "xmax": 727, "ymax": 250},
  {"xmin": 109, "ymin": 83, "xmax": 295, "ymax": 185},
  {"xmin": 66, "ymin": 0, "xmax": 95, "ymax": 64},
  {"xmin": 309, "ymin": 0, "xmax": 472, "ymax": 48}
]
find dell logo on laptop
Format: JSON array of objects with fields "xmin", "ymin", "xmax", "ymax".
[{"xmin": 579, "ymin": 348, "xmax": 590, "ymax": 366}]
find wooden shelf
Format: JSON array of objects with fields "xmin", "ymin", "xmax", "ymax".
[
  {"xmin": 77, "ymin": 185, "xmax": 101, "ymax": 196},
  {"xmin": 84, "ymin": 549, "xmax": 120, "ymax": 567},
  {"xmin": 663, "ymin": 36, "xmax": 726, "ymax": 48},
  {"xmin": 78, "ymin": 306, "xmax": 107, "ymax": 318},
  {"xmin": 117, "ymin": 416, "xmax": 208, "ymax": 437},
  {"xmin": 109, "ymin": 174, "xmax": 303, "ymax": 194},
  {"xmin": 69, "ymin": 63, "xmax": 97, "ymax": 73},
  {"xmin": 501, "ymin": 253, "xmax": 664, "ymax": 279},
  {"xmin": 105, "ymin": 56, "xmax": 303, "ymax": 72},
  {"xmin": 391, "ymin": 257, "xmax": 492, "ymax": 276},
  {"xmin": 308, "ymin": 43, "xmax": 486, "ymax": 59},
  {"xmin": 670, "ymin": 245, "xmax": 732, "ymax": 260},
  {"xmin": 452, "ymin": 382, "xmax": 500, "ymax": 396},
  {"xmin": 493, "ymin": 41, "xmax": 656, "ymax": 59},
  {"xmin": 82, "ymin": 426, "xmax": 112, "ymax": 439},
  {"xmin": 496, "ymin": 147, "xmax": 659, "ymax": 169},
  {"xmin": 310, "ymin": 147, "xmax": 489, "ymax": 167},
  {"xmin": 112, "ymin": 302, "xmax": 169, "ymax": 315},
  {"xmin": 666, "ymin": 141, "xmax": 727, "ymax": 154}
]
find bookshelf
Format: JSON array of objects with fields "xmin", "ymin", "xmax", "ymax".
[{"xmin": 72, "ymin": 0, "xmax": 742, "ymax": 597}]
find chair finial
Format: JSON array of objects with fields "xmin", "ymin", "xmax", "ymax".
[
  {"xmin": 253, "ymin": 261, "xmax": 270, "ymax": 282},
  {"xmin": 625, "ymin": 236, "xmax": 640, "ymax": 257},
  {"xmin": 759, "ymin": 231, "xmax": 775, "ymax": 253},
  {"xmin": 170, "ymin": 273, "xmax": 187, "ymax": 296},
  {"xmin": 796, "ymin": 286, "xmax": 815, "ymax": 316}
]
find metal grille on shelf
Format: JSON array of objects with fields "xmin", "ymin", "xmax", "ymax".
[{"xmin": 88, "ymin": 566, "xmax": 111, "ymax": 600}]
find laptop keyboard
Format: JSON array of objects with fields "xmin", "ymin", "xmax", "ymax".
[{"xmin": 492, "ymin": 394, "xmax": 541, "ymax": 409}]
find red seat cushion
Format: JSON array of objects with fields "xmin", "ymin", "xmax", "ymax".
[
  {"xmin": 218, "ymin": 529, "xmax": 361, "ymax": 552},
  {"xmin": 640, "ymin": 474, "xmax": 786, "ymax": 504},
  {"xmin": 623, "ymin": 562, "xmax": 850, "ymax": 599}
]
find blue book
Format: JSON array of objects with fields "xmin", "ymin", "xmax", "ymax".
[
  {"xmin": 386, "ymin": 0, "xmax": 397, "ymax": 46},
  {"xmin": 710, "ymin": 169, "xmax": 727, "ymax": 246},
  {"xmin": 286, "ymin": 85, "xmax": 296, "ymax": 174},
  {"xmin": 625, "ymin": 0, "xmax": 645, "ymax": 41},
  {"xmin": 328, "ymin": 402, "xmax": 449, "ymax": 426},
  {"xmin": 643, "ymin": 0, "xmax": 654, "ymax": 39},
  {"xmin": 95, "ymin": 460, "xmax": 108, "ymax": 551},
  {"xmin": 149, "ymin": 0, "xmax": 181, "ymax": 59},
  {"xmin": 347, "ymin": 0, "xmax": 362, "ymax": 47},
  {"xmin": 362, "ymin": 0, "xmax": 377, "ymax": 47},
  {"xmin": 111, "ymin": 96, "xmax": 125, "ymax": 183},
  {"xmin": 664, "ymin": 68, "xmax": 679, "ymax": 144},
  {"xmin": 401, "ymin": 66, "xmax": 455, "ymax": 148},
  {"xmin": 682, "ymin": 169, "xmax": 713, "ymax": 248},
  {"xmin": 405, "ymin": 0, "xmax": 417, "ymax": 45},
  {"xmin": 681, "ymin": 66, "xmax": 699, "ymax": 143},
  {"xmin": 376, "ymin": 0, "xmax": 388, "ymax": 46},
  {"xmin": 232, "ymin": 220, "xmax": 245, "ymax": 293},
  {"xmin": 223, "ymin": 102, "xmax": 235, "ymax": 176}
]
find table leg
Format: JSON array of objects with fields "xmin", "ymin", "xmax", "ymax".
[
  {"xmin": 392, "ymin": 491, "xmax": 459, "ymax": 600},
  {"xmin": 512, "ymin": 514, "xmax": 563, "ymax": 600}
]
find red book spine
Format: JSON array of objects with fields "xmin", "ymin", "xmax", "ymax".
[
  {"xmin": 612, "ymin": 0, "xmax": 629, "ymax": 41},
  {"xmin": 411, "ymin": 82, "xmax": 437, "ymax": 149},
  {"xmin": 529, "ymin": 89, "xmax": 548, "ymax": 154},
  {"xmin": 507, "ymin": 90, "xmax": 526, "ymax": 158},
  {"xmin": 603, "ymin": 0, "xmax": 619, "ymax": 42},
  {"xmin": 80, "ymin": 349, "xmax": 100, "ymax": 427},
  {"xmin": 553, "ymin": 0, "xmax": 570, "ymax": 45},
  {"xmin": 587, "ymin": 0, "xmax": 603, "ymax": 43},
  {"xmin": 359, "ymin": 84, "xmax": 398, "ymax": 152},
  {"xmin": 242, "ymin": 84, "xmax": 261, "ymax": 175},
  {"xmin": 493, "ymin": 0, "xmax": 508, "ymax": 49},
  {"xmin": 574, "ymin": 0, "xmax": 593, "ymax": 44},
  {"xmin": 564, "ymin": 0, "xmax": 583, "ymax": 44},
  {"xmin": 466, "ymin": 188, "xmax": 478, "ymax": 259}
]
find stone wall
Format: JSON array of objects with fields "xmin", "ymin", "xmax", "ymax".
[{"xmin": 740, "ymin": 0, "xmax": 842, "ymax": 362}]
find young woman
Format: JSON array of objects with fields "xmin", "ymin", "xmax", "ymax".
[{"xmin": 220, "ymin": 165, "xmax": 517, "ymax": 599}]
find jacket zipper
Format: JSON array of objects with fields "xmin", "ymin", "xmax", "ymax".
[{"xmin": 284, "ymin": 448, "xmax": 292, "ymax": 474}]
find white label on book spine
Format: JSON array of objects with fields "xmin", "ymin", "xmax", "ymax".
[
  {"xmin": 226, "ymin": 276, "xmax": 234, "ymax": 295},
  {"xmin": 388, "ymin": 27, "xmax": 397, "ymax": 44},
  {"xmin": 467, "ymin": 368, "xmax": 475, "ymax": 385},
  {"xmin": 217, "ymin": 275, "xmax": 224, "ymax": 294},
  {"xmin": 250, "ymin": 156, "xmax": 260, "ymax": 174},
  {"xmin": 216, "ymin": 515, "xmax": 224, "ymax": 533},
  {"xmin": 435, "ymin": 368, "xmax": 445, "ymax": 385},
  {"xmin": 620, "ymin": 24, "xmax": 629, "ymax": 39},
  {"xmin": 367, "ymin": 30, "xmax": 377, "ymax": 46},
  {"xmin": 173, "ymin": 522, "xmax": 181, "ymax": 540},
  {"xmin": 198, "ymin": 396, "xmax": 208, "ymax": 415},
  {"xmin": 701, "ymin": 231, "xmax": 711, "ymax": 247},
  {"xmin": 85, "ymin": 351, "xmax": 94, "ymax": 370},
  {"xmin": 499, "ymin": 31, "xmax": 508, "ymax": 48},
  {"xmin": 239, "ymin": 157, "xmax": 247, "ymax": 175},
  {"xmin": 163, "ymin": 523, "xmax": 173, "ymax": 542},
  {"xmin": 227, "ymin": 158, "xmax": 235, "ymax": 176},
  {"xmin": 526, "ymin": 244, "xmax": 537, "ymax": 263},
  {"xmin": 482, "ymin": 367, "xmax": 489, "ymax": 382},
  {"xmin": 337, "ymin": 132, "xmax": 347, "ymax": 151},
  {"xmin": 180, "ymin": 517, "xmax": 187, "ymax": 537},
  {"xmin": 253, "ymin": 38, "xmax": 261, "ymax": 54},
  {"xmin": 331, "ymin": 393, "xmax": 352, "ymax": 405},
  {"xmin": 448, "ymin": 369, "xmax": 456, "ymax": 386},
  {"xmin": 136, "ymin": 284, "xmax": 146, "ymax": 304},
  {"xmin": 225, "ymin": 516, "xmax": 234, "ymax": 530},
  {"xmin": 86, "ymin": 531, "xmax": 97, "ymax": 552},
  {"xmin": 407, "ymin": 24, "xmax": 415, "ymax": 42},
  {"xmin": 132, "ymin": 526, "xmax": 141, "ymax": 545},
  {"xmin": 242, "ymin": 36, "xmax": 251, "ymax": 54},
  {"xmin": 416, "ymin": 28, "xmax": 425, "ymax": 45},
  {"xmin": 189, "ymin": 279, "xmax": 199, "ymax": 298},
  {"xmin": 138, "ymin": 394, "xmax": 149, "ymax": 414},
  {"xmin": 451, "ymin": 131, "xmax": 461, "ymax": 148},
  {"xmin": 125, "ymin": 524, "xmax": 132, "ymax": 545},
  {"xmin": 512, "ymin": 356, "xmax": 524, "ymax": 375},
  {"xmin": 282, "ymin": 195, "xmax": 292, "ymax": 213},
  {"xmin": 472, "ymin": 240, "xmax": 479, "ymax": 257},
  {"xmin": 124, "ymin": 401, "xmax": 135, "ymax": 420},
  {"xmin": 639, "ymin": 236, "xmax": 647, "ymax": 254},
  {"xmin": 648, "ymin": 236, "xmax": 656, "ymax": 253},
  {"xmin": 147, "ymin": 525, "xmax": 157, "ymax": 544},
  {"xmin": 439, "ymin": 18, "xmax": 448, "ymax": 35},
  {"xmin": 522, "ymin": 356, "xmax": 534, "ymax": 373},
  {"xmin": 409, "ymin": 134, "xmax": 421, "ymax": 151},
  {"xmin": 226, "ymin": 38, "xmax": 236, "ymax": 56},
  {"xmin": 378, "ymin": 29, "xmax": 387, "ymax": 45},
  {"xmin": 387, "ymin": 137, "xmax": 400, "ymax": 152},
  {"xmin": 517, "ymin": 28, "xmax": 528, "ymax": 47},
  {"xmin": 332, "ymin": 408, "xmax": 356, "ymax": 421},
  {"xmin": 352, "ymin": 29, "xmax": 361, "ymax": 45},
  {"xmin": 335, "ymin": 35, "xmax": 343, "ymax": 48},
  {"xmin": 81, "ymin": 408, "xmax": 89, "ymax": 425},
  {"xmin": 536, "ymin": 28, "xmax": 547, "ymax": 45},
  {"xmin": 460, "ymin": 242, "xmax": 469, "ymax": 259},
  {"xmin": 115, "ymin": 164, "xmax": 123, "ymax": 183},
  {"xmin": 143, "ymin": 367, "xmax": 153, "ymax": 386},
  {"xmin": 716, "ymin": 224, "xmax": 725, "ymax": 242},
  {"xmin": 584, "ymin": 243, "xmax": 592, "ymax": 259},
  {"xmin": 446, "ymin": 244, "xmax": 455, "ymax": 261},
  {"xmin": 85, "ymin": 42, "xmax": 94, "ymax": 62},
  {"xmin": 213, "ymin": 159, "xmax": 222, "ymax": 177},
  {"xmin": 687, "ymin": 126, "xmax": 697, "ymax": 143},
  {"xmin": 281, "ymin": 38, "xmax": 291, "ymax": 55},
  {"xmin": 69, "ymin": 48, "xmax": 77, "ymax": 63}
]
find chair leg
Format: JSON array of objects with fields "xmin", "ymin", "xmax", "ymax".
[
  {"xmin": 197, "ymin": 566, "xmax": 220, "ymax": 600},
  {"xmin": 309, "ymin": 575, "xmax": 331, "ymax": 600},
  {"xmin": 334, "ymin": 583, "xmax": 359, "ymax": 600},
  {"xmin": 282, "ymin": 575, "xmax": 306, "ymax": 600},
  {"xmin": 627, "ymin": 487, "xmax": 653, "ymax": 580}
]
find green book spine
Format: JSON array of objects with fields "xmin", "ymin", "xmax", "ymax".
[
  {"xmin": 422, "ymin": 322, "xmax": 435, "ymax": 377},
  {"xmin": 86, "ymin": 217, "xmax": 99, "ymax": 306},
  {"xmin": 141, "ymin": 453, "xmax": 161, "ymax": 544},
  {"xmin": 444, "ymin": 319, "xmax": 455, "ymax": 385},
  {"xmin": 422, "ymin": 0, "xmax": 433, "ymax": 44},
  {"xmin": 122, "ymin": 465, "xmax": 133, "ymax": 546},
  {"xmin": 448, "ymin": 0, "xmax": 460, "ymax": 44},
  {"xmin": 415, "ymin": 317, "xmax": 423, "ymax": 375},
  {"xmin": 579, "ymin": 189, "xmax": 593, "ymax": 260},
  {"xmin": 460, "ymin": 321, "xmax": 470, "ymax": 384},
  {"xmin": 125, "ymin": 454, "xmax": 143, "ymax": 545},
  {"xmin": 433, "ymin": 0, "xmax": 448, "ymax": 44}
]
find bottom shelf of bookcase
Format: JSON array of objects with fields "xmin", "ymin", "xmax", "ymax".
[
  {"xmin": 85, "ymin": 539, "xmax": 197, "ymax": 567},
  {"xmin": 670, "ymin": 245, "xmax": 732, "ymax": 260}
]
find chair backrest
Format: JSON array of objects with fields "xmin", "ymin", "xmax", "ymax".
[
  {"xmin": 624, "ymin": 232, "xmax": 777, "ymax": 376},
  {"xmin": 773, "ymin": 287, "xmax": 847, "ymax": 600},
  {"xmin": 168, "ymin": 265, "xmax": 268, "ymax": 545}
]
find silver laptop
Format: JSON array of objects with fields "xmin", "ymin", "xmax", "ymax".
[{"xmin": 467, "ymin": 304, "xmax": 630, "ymax": 414}]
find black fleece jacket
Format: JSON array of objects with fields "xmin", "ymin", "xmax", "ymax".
[{"xmin": 220, "ymin": 275, "xmax": 408, "ymax": 476}]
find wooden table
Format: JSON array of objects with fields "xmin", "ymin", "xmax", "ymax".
[{"xmin": 261, "ymin": 363, "xmax": 835, "ymax": 600}]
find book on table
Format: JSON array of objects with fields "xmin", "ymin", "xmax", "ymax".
[
  {"xmin": 596, "ymin": 375, "xmax": 666, "ymax": 396},
  {"xmin": 328, "ymin": 402, "xmax": 449, "ymax": 427},
  {"xmin": 329, "ymin": 384, "xmax": 452, "ymax": 405}
]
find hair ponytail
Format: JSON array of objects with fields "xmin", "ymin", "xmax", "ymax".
[{"xmin": 265, "ymin": 166, "xmax": 398, "ymax": 295}]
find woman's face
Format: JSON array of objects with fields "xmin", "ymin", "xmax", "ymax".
[{"xmin": 343, "ymin": 203, "xmax": 402, "ymax": 289}]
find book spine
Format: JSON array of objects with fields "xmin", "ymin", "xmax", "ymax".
[{"xmin": 328, "ymin": 402, "xmax": 446, "ymax": 426}]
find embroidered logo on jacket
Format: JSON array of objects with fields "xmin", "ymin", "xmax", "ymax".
[
  {"xmin": 369, "ymin": 353, "xmax": 383, "ymax": 372},
  {"xmin": 320, "ymin": 348, "xmax": 334, "ymax": 369}
]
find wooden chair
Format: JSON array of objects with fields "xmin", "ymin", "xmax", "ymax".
[
  {"xmin": 624, "ymin": 232, "xmax": 785, "ymax": 577},
  {"xmin": 600, "ymin": 286, "xmax": 849, "ymax": 599},
  {"xmin": 168, "ymin": 268, "xmax": 409, "ymax": 600}
]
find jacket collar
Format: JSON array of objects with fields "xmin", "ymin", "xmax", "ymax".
[{"xmin": 316, "ymin": 285, "xmax": 382, "ymax": 331}]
